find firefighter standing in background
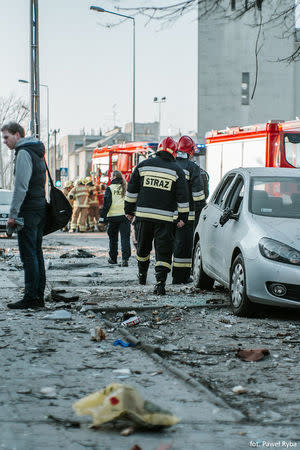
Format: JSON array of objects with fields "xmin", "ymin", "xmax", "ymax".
[
  {"xmin": 172, "ymin": 136, "xmax": 206, "ymax": 284},
  {"xmin": 84, "ymin": 176, "xmax": 100, "ymax": 231},
  {"xmin": 62, "ymin": 180, "xmax": 74, "ymax": 232},
  {"xmin": 200, "ymin": 167, "xmax": 209, "ymax": 201},
  {"xmin": 125, "ymin": 137, "xmax": 189, "ymax": 296},
  {"xmin": 68, "ymin": 178, "xmax": 89, "ymax": 232},
  {"xmin": 97, "ymin": 183, "xmax": 107, "ymax": 232}
]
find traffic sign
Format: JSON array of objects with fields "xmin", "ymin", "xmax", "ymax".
[{"xmin": 60, "ymin": 167, "xmax": 68, "ymax": 177}]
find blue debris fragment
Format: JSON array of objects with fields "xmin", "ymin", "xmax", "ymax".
[{"xmin": 113, "ymin": 339, "xmax": 135, "ymax": 348}]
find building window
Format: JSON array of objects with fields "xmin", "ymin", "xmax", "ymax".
[
  {"xmin": 231, "ymin": 0, "xmax": 236, "ymax": 10},
  {"xmin": 241, "ymin": 72, "xmax": 250, "ymax": 105}
]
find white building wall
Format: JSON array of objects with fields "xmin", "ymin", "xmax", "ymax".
[{"xmin": 198, "ymin": 1, "xmax": 300, "ymax": 142}]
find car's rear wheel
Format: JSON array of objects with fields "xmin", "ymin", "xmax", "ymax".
[
  {"xmin": 193, "ymin": 241, "xmax": 214, "ymax": 289},
  {"xmin": 230, "ymin": 254, "xmax": 254, "ymax": 316}
]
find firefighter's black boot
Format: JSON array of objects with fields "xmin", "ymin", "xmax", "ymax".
[
  {"xmin": 153, "ymin": 281, "xmax": 166, "ymax": 296},
  {"xmin": 137, "ymin": 261, "xmax": 149, "ymax": 285},
  {"xmin": 138, "ymin": 272, "xmax": 147, "ymax": 285}
]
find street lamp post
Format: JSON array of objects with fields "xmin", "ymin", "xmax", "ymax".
[
  {"xmin": 50, "ymin": 129, "xmax": 60, "ymax": 181},
  {"xmin": 153, "ymin": 96, "xmax": 166, "ymax": 140},
  {"xmin": 90, "ymin": 6, "xmax": 136, "ymax": 141},
  {"xmin": 18, "ymin": 79, "xmax": 50, "ymax": 164}
]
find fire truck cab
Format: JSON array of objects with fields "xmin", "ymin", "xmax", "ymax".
[
  {"xmin": 205, "ymin": 119, "xmax": 300, "ymax": 196},
  {"xmin": 91, "ymin": 142, "xmax": 157, "ymax": 206}
]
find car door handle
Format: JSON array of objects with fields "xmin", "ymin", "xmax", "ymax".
[{"xmin": 213, "ymin": 222, "xmax": 218, "ymax": 228}]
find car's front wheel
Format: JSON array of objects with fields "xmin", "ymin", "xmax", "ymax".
[
  {"xmin": 193, "ymin": 241, "xmax": 214, "ymax": 289},
  {"xmin": 230, "ymin": 254, "xmax": 254, "ymax": 316}
]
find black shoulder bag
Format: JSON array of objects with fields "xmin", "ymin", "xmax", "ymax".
[{"xmin": 43, "ymin": 163, "xmax": 72, "ymax": 236}]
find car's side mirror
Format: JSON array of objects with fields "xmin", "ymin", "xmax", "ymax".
[{"xmin": 219, "ymin": 207, "xmax": 239, "ymax": 227}]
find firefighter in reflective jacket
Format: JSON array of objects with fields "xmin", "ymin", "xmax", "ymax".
[
  {"xmin": 172, "ymin": 136, "xmax": 206, "ymax": 284},
  {"xmin": 68, "ymin": 179, "xmax": 89, "ymax": 232},
  {"xmin": 84, "ymin": 176, "xmax": 100, "ymax": 231},
  {"xmin": 125, "ymin": 136, "xmax": 189, "ymax": 295},
  {"xmin": 62, "ymin": 180, "xmax": 74, "ymax": 232}
]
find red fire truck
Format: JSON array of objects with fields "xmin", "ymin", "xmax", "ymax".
[
  {"xmin": 205, "ymin": 119, "xmax": 300, "ymax": 196},
  {"xmin": 90, "ymin": 141, "xmax": 158, "ymax": 207}
]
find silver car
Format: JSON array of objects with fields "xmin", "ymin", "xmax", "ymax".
[
  {"xmin": 193, "ymin": 167, "xmax": 300, "ymax": 316},
  {"xmin": 0, "ymin": 189, "xmax": 12, "ymax": 232}
]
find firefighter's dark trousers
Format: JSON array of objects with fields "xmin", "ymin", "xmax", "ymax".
[
  {"xmin": 107, "ymin": 217, "xmax": 131, "ymax": 262},
  {"xmin": 172, "ymin": 221, "xmax": 194, "ymax": 283},
  {"xmin": 136, "ymin": 220, "xmax": 174, "ymax": 283}
]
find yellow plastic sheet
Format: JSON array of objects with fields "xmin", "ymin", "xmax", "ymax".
[{"xmin": 73, "ymin": 383, "xmax": 180, "ymax": 428}]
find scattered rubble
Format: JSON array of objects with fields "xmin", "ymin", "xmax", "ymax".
[
  {"xmin": 232, "ymin": 386, "xmax": 247, "ymax": 395},
  {"xmin": 43, "ymin": 310, "xmax": 72, "ymax": 320},
  {"xmin": 49, "ymin": 289, "xmax": 80, "ymax": 303},
  {"xmin": 113, "ymin": 339, "xmax": 135, "ymax": 348},
  {"xmin": 120, "ymin": 425, "xmax": 135, "ymax": 436},
  {"xmin": 90, "ymin": 327, "xmax": 106, "ymax": 342},
  {"xmin": 60, "ymin": 249, "xmax": 96, "ymax": 258},
  {"xmin": 236, "ymin": 348, "xmax": 270, "ymax": 362},
  {"xmin": 121, "ymin": 315, "xmax": 141, "ymax": 327},
  {"xmin": 40, "ymin": 387, "xmax": 57, "ymax": 398}
]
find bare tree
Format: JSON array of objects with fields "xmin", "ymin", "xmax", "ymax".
[
  {"xmin": 106, "ymin": 0, "xmax": 300, "ymax": 60},
  {"xmin": 0, "ymin": 94, "xmax": 29, "ymax": 189},
  {"xmin": 111, "ymin": 0, "xmax": 293, "ymax": 24}
]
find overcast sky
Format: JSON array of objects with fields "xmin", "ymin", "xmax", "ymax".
[{"xmin": 0, "ymin": 0, "xmax": 197, "ymax": 139}]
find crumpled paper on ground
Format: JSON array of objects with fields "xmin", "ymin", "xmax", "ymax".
[
  {"xmin": 236, "ymin": 348, "xmax": 270, "ymax": 362},
  {"xmin": 73, "ymin": 383, "xmax": 179, "ymax": 428}
]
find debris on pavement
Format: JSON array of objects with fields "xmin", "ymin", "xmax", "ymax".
[
  {"xmin": 50, "ymin": 289, "xmax": 80, "ymax": 303},
  {"xmin": 40, "ymin": 387, "xmax": 57, "ymax": 398},
  {"xmin": 206, "ymin": 298, "xmax": 225, "ymax": 305},
  {"xmin": 95, "ymin": 345, "xmax": 110, "ymax": 356},
  {"xmin": 73, "ymin": 383, "xmax": 180, "ymax": 428},
  {"xmin": 113, "ymin": 339, "xmax": 135, "ymax": 348},
  {"xmin": 60, "ymin": 249, "xmax": 96, "ymax": 258},
  {"xmin": 155, "ymin": 443, "xmax": 174, "ymax": 450},
  {"xmin": 90, "ymin": 327, "xmax": 106, "ymax": 342},
  {"xmin": 47, "ymin": 414, "xmax": 81, "ymax": 429},
  {"xmin": 150, "ymin": 370, "xmax": 164, "ymax": 377},
  {"xmin": 122, "ymin": 310, "xmax": 137, "ymax": 321},
  {"xmin": 121, "ymin": 316, "xmax": 141, "ymax": 327},
  {"xmin": 113, "ymin": 368, "xmax": 131, "ymax": 379},
  {"xmin": 76, "ymin": 289, "xmax": 92, "ymax": 294},
  {"xmin": 16, "ymin": 388, "xmax": 32, "ymax": 394},
  {"xmin": 120, "ymin": 425, "xmax": 135, "ymax": 436},
  {"xmin": 43, "ymin": 310, "xmax": 72, "ymax": 321},
  {"xmin": 236, "ymin": 348, "xmax": 270, "ymax": 362},
  {"xmin": 219, "ymin": 317, "xmax": 231, "ymax": 324},
  {"xmin": 232, "ymin": 385, "xmax": 248, "ymax": 395}
]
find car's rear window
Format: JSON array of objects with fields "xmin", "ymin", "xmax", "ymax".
[
  {"xmin": 250, "ymin": 177, "xmax": 300, "ymax": 218},
  {"xmin": 0, "ymin": 191, "xmax": 12, "ymax": 205},
  {"xmin": 284, "ymin": 133, "xmax": 300, "ymax": 168}
]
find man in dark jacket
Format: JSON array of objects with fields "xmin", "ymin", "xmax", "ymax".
[
  {"xmin": 172, "ymin": 135, "xmax": 206, "ymax": 284},
  {"xmin": 125, "ymin": 137, "xmax": 189, "ymax": 295},
  {"xmin": 1, "ymin": 122, "xmax": 47, "ymax": 309}
]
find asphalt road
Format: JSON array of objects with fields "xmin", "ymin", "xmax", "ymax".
[{"xmin": 0, "ymin": 230, "xmax": 299, "ymax": 450}]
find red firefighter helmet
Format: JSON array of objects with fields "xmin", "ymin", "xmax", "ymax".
[
  {"xmin": 157, "ymin": 136, "xmax": 177, "ymax": 159},
  {"xmin": 177, "ymin": 135, "xmax": 196, "ymax": 156}
]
